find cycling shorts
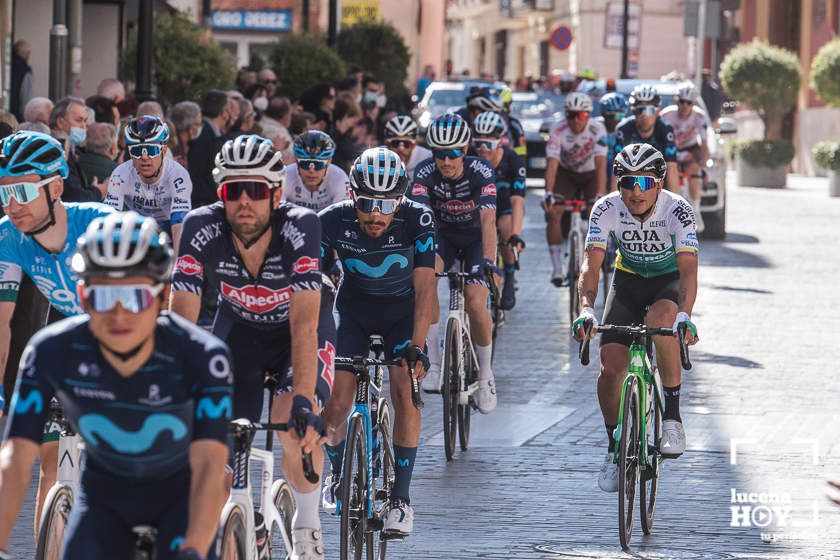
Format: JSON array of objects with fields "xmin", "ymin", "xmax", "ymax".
[
  {"xmin": 496, "ymin": 188, "xmax": 512, "ymax": 217},
  {"xmin": 335, "ymin": 294, "xmax": 414, "ymax": 374},
  {"xmin": 553, "ymin": 167, "xmax": 598, "ymax": 202},
  {"xmin": 677, "ymin": 143, "xmax": 705, "ymax": 168},
  {"xmin": 601, "ymin": 269, "xmax": 680, "ymax": 347},
  {"xmin": 437, "ymin": 228, "xmax": 488, "ymax": 287}
]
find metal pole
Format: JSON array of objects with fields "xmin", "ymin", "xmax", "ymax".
[
  {"xmin": 203, "ymin": 0, "xmax": 212, "ymax": 28},
  {"xmin": 695, "ymin": 0, "xmax": 706, "ymax": 91},
  {"xmin": 49, "ymin": 0, "xmax": 68, "ymax": 100},
  {"xmin": 328, "ymin": 0, "xmax": 338, "ymax": 46},
  {"xmin": 302, "ymin": 0, "xmax": 310, "ymax": 32},
  {"xmin": 135, "ymin": 0, "xmax": 154, "ymax": 101},
  {"xmin": 620, "ymin": 0, "xmax": 629, "ymax": 79},
  {"xmin": 67, "ymin": 0, "xmax": 82, "ymax": 95}
]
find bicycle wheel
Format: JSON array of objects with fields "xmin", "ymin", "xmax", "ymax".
[
  {"xmin": 218, "ymin": 505, "xmax": 248, "ymax": 560},
  {"xmin": 441, "ymin": 317, "xmax": 460, "ymax": 461},
  {"xmin": 639, "ymin": 368, "xmax": 663, "ymax": 534},
  {"xmin": 458, "ymin": 332, "xmax": 476, "ymax": 451},
  {"xmin": 371, "ymin": 399, "xmax": 394, "ymax": 560},
  {"xmin": 617, "ymin": 376, "xmax": 640, "ymax": 551},
  {"xmin": 35, "ymin": 485, "xmax": 73, "ymax": 560},
  {"xmin": 568, "ymin": 231, "xmax": 580, "ymax": 324},
  {"xmin": 340, "ymin": 414, "xmax": 368, "ymax": 560},
  {"xmin": 269, "ymin": 478, "xmax": 296, "ymax": 557}
]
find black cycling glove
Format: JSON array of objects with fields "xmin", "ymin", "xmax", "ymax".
[
  {"xmin": 291, "ymin": 395, "xmax": 325, "ymax": 437},
  {"xmin": 400, "ymin": 344, "xmax": 430, "ymax": 372}
]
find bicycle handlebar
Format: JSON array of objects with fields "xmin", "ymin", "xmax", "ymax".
[
  {"xmin": 577, "ymin": 323, "xmax": 692, "ymax": 371},
  {"xmin": 334, "ymin": 356, "xmax": 424, "ymax": 411},
  {"xmin": 228, "ymin": 418, "xmax": 319, "ymax": 484}
]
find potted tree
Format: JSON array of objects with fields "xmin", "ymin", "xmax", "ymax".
[
  {"xmin": 720, "ymin": 40, "xmax": 801, "ymax": 188},
  {"xmin": 812, "ymin": 141, "xmax": 840, "ymax": 197},
  {"xmin": 809, "ymin": 38, "xmax": 840, "ymax": 196}
]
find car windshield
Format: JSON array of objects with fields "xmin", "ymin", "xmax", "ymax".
[
  {"xmin": 425, "ymin": 88, "xmax": 468, "ymax": 110},
  {"xmin": 510, "ymin": 92, "xmax": 564, "ymax": 120}
]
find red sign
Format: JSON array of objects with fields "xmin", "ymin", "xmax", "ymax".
[
  {"xmin": 293, "ymin": 256, "xmax": 319, "ymax": 275},
  {"xmin": 221, "ymin": 282, "xmax": 290, "ymax": 314},
  {"xmin": 550, "ymin": 25, "xmax": 573, "ymax": 51},
  {"xmin": 176, "ymin": 255, "xmax": 203, "ymax": 277}
]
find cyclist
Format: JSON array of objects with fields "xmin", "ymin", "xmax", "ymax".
[
  {"xmin": 499, "ymin": 86, "xmax": 528, "ymax": 158},
  {"xmin": 105, "ymin": 116, "xmax": 193, "ymax": 252},
  {"xmin": 0, "ymin": 130, "xmax": 115, "ymax": 537},
  {"xmin": 571, "ymin": 143, "xmax": 699, "ymax": 492},
  {"xmin": 410, "ymin": 114, "xmax": 498, "ymax": 414},
  {"xmin": 0, "ymin": 212, "xmax": 231, "ymax": 559},
  {"xmin": 383, "ymin": 115, "xmax": 431, "ymax": 181},
  {"xmin": 660, "ymin": 84, "xmax": 708, "ymax": 232},
  {"xmin": 614, "ymin": 84, "xmax": 679, "ymax": 192},
  {"xmin": 470, "ymin": 111, "xmax": 526, "ymax": 310},
  {"xmin": 282, "ymin": 130, "xmax": 349, "ymax": 212},
  {"xmin": 170, "ymin": 134, "xmax": 335, "ymax": 559},
  {"xmin": 457, "ymin": 87, "xmax": 526, "ymax": 157},
  {"xmin": 595, "ymin": 92, "xmax": 629, "ymax": 188},
  {"xmin": 319, "ymin": 147, "xmax": 437, "ymax": 536},
  {"xmin": 542, "ymin": 92, "xmax": 608, "ymax": 286}
]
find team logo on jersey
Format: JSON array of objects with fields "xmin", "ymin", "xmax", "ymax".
[
  {"xmin": 318, "ymin": 341, "xmax": 336, "ymax": 393},
  {"xmin": 440, "ymin": 200, "xmax": 476, "ymax": 215},
  {"xmin": 139, "ymin": 384, "xmax": 173, "ymax": 406},
  {"xmin": 221, "ymin": 282, "xmax": 291, "ymax": 314},
  {"xmin": 412, "ymin": 184, "xmax": 427, "ymax": 196},
  {"xmin": 482, "ymin": 184, "xmax": 497, "ymax": 196},
  {"xmin": 292, "ymin": 256, "xmax": 319, "ymax": 275},
  {"xmin": 176, "ymin": 255, "xmax": 203, "ymax": 277}
]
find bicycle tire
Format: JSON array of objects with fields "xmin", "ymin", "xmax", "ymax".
[
  {"xmin": 441, "ymin": 317, "xmax": 460, "ymax": 461},
  {"xmin": 458, "ymin": 331, "xmax": 476, "ymax": 451},
  {"xmin": 568, "ymin": 231, "xmax": 580, "ymax": 324},
  {"xmin": 618, "ymin": 376, "xmax": 640, "ymax": 551},
  {"xmin": 639, "ymin": 367, "xmax": 662, "ymax": 534},
  {"xmin": 218, "ymin": 504, "xmax": 248, "ymax": 560},
  {"xmin": 372, "ymin": 399, "xmax": 394, "ymax": 560},
  {"xmin": 35, "ymin": 485, "xmax": 73, "ymax": 560},
  {"xmin": 340, "ymin": 414, "xmax": 368, "ymax": 560},
  {"xmin": 270, "ymin": 478, "xmax": 296, "ymax": 558}
]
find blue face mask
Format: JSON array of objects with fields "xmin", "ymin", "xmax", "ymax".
[{"xmin": 69, "ymin": 126, "xmax": 87, "ymax": 146}]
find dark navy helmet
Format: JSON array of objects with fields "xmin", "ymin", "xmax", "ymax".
[{"xmin": 292, "ymin": 130, "xmax": 336, "ymax": 161}]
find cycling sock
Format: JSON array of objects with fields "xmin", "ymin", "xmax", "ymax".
[
  {"xmin": 663, "ymin": 384, "xmax": 682, "ymax": 422},
  {"xmin": 606, "ymin": 423, "xmax": 617, "ymax": 452},
  {"xmin": 325, "ymin": 442, "xmax": 345, "ymax": 476},
  {"xmin": 426, "ymin": 322, "xmax": 441, "ymax": 366},
  {"xmin": 392, "ymin": 445, "xmax": 418, "ymax": 504},
  {"xmin": 476, "ymin": 344, "xmax": 493, "ymax": 379},
  {"xmin": 291, "ymin": 486, "xmax": 322, "ymax": 529},
  {"xmin": 504, "ymin": 264, "xmax": 516, "ymax": 275}
]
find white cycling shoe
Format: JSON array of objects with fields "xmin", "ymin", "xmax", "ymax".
[
  {"xmin": 383, "ymin": 499, "xmax": 414, "ymax": 537},
  {"xmin": 291, "ymin": 527, "xmax": 324, "ymax": 560},
  {"xmin": 598, "ymin": 453, "xmax": 619, "ymax": 492},
  {"xmin": 421, "ymin": 363, "xmax": 441, "ymax": 393},
  {"xmin": 475, "ymin": 378, "xmax": 497, "ymax": 414},
  {"xmin": 321, "ymin": 473, "xmax": 338, "ymax": 514},
  {"xmin": 660, "ymin": 419, "xmax": 686, "ymax": 457}
]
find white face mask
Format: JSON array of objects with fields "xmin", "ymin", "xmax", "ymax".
[{"xmin": 253, "ymin": 97, "xmax": 269, "ymax": 112}]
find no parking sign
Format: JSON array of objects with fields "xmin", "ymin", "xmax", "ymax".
[{"xmin": 550, "ymin": 25, "xmax": 573, "ymax": 51}]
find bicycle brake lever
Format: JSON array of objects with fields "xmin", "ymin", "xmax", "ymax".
[
  {"xmin": 677, "ymin": 323, "xmax": 692, "ymax": 371},
  {"xmin": 407, "ymin": 363, "xmax": 424, "ymax": 410},
  {"xmin": 579, "ymin": 319, "xmax": 593, "ymax": 366},
  {"xmin": 292, "ymin": 412, "xmax": 320, "ymax": 484}
]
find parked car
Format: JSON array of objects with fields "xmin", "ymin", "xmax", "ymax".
[
  {"xmin": 412, "ymin": 79, "xmax": 507, "ymax": 139},
  {"xmin": 509, "ymin": 91, "xmax": 566, "ymax": 180}
]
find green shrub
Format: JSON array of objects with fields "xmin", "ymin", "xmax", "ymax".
[
  {"xmin": 811, "ymin": 39, "xmax": 840, "ymax": 107},
  {"xmin": 812, "ymin": 141, "xmax": 840, "ymax": 171},
  {"xmin": 336, "ymin": 22, "xmax": 411, "ymax": 107},
  {"xmin": 270, "ymin": 35, "xmax": 347, "ymax": 101},
  {"xmin": 734, "ymin": 140, "xmax": 795, "ymax": 167}
]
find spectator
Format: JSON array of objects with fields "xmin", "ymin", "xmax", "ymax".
[
  {"xmin": 701, "ymin": 69, "xmax": 724, "ymax": 126},
  {"xmin": 259, "ymin": 96, "xmax": 293, "ymax": 159},
  {"xmin": 257, "ymin": 68, "xmax": 279, "ymax": 97},
  {"xmin": 85, "ymin": 95, "xmax": 120, "ymax": 126},
  {"xmin": 169, "ymin": 100, "xmax": 202, "ymax": 167},
  {"xmin": 50, "ymin": 96, "xmax": 103, "ymax": 201},
  {"xmin": 23, "ymin": 97, "xmax": 53, "ymax": 126},
  {"xmin": 416, "ymin": 64, "xmax": 435, "ymax": 99},
  {"xmin": 137, "ymin": 101, "xmax": 165, "ymax": 120},
  {"xmin": 78, "ymin": 122, "xmax": 119, "ymax": 186},
  {"xmin": 300, "ymin": 82, "xmax": 337, "ymax": 131},
  {"xmin": 235, "ymin": 68, "xmax": 258, "ymax": 93},
  {"xmin": 244, "ymin": 83, "xmax": 270, "ymax": 115},
  {"xmin": 289, "ymin": 111, "xmax": 315, "ymax": 137},
  {"xmin": 18, "ymin": 121, "xmax": 50, "ymax": 134},
  {"xmin": 229, "ymin": 98, "xmax": 259, "ymax": 136},
  {"xmin": 329, "ymin": 96, "xmax": 363, "ymax": 172},
  {"xmin": 97, "ymin": 78, "xmax": 126, "ymax": 103},
  {"xmin": 117, "ymin": 98, "xmax": 139, "ymax": 119},
  {"xmin": 188, "ymin": 89, "xmax": 231, "ymax": 207},
  {"xmin": 0, "ymin": 111, "xmax": 19, "ymax": 138},
  {"xmin": 10, "ymin": 40, "xmax": 34, "ymax": 122}
]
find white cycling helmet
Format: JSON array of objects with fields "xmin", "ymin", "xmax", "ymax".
[
  {"xmin": 629, "ymin": 84, "xmax": 661, "ymax": 106},
  {"xmin": 349, "ymin": 147, "xmax": 408, "ymax": 198},
  {"xmin": 384, "ymin": 115, "xmax": 418, "ymax": 139},
  {"xmin": 472, "ymin": 111, "xmax": 507, "ymax": 138},
  {"xmin": 564, "ymin": 92, "xmax": 593, "ymax": 113},
  {"xmin": 613, "ymin": 143, "xmax": 667, "ymax": 181},
  {"xmin": 426, "ymin": 113, "xmax": 471, "ymax": 149},
  {"xmin": 468, "ymin": 95, "xmax": 502, "ymax": 113},
  {"xmin": 213, "ymin": 134, "xmax": 285, "ymax": 186},
  {"xmin": 677, "ymin": 84, "xmax": 699, "ymax": 103}
]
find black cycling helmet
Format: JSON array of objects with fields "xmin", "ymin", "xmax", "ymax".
[
  {"xmin": 125, "ymin": 116, "xmax": 170, "ymax": 145},
  {"xmin": 466, "ymin": 87, "xmax": 503, "ymax": 112},
  {"xmin": 292, "ymin": 130, "xmax": 336, "ymax": 161}
]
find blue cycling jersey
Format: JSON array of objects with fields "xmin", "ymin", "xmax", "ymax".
[
  {"xmin": 614, "ymin": 117, "xmax": 678, "ymax": 163},
  {"xmin": 494, "ymin": 146, "xmax": 527, "ymax": 197},
  {"xmin": 4, "ymin": 312, "xmax": 233, "ymax": 480},
  {"xmin": 0, "ymin": 202, "xmax": 115, "ymax": 316}
]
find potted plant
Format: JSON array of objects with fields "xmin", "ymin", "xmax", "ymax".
[
  {"xmin": 812, "ymin": 141, "xmax": 840, "ymax": 197},
  {"xmin": 720, "ymin": 40, "xmax": 801, "ymax": 188}
]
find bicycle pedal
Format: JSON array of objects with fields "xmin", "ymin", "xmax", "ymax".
[
  {"xmin": 381, "ymin": 529, "xmax": 408, "ymax": 541},
  {"xmin": 367, "ymin": 517, "xmax": 384, "ymax": 532},
  {"xmin": 374, "ymin": 489, "xmax": 388, "ymax": 501}
]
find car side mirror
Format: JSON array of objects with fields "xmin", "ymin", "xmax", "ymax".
[{"xmin": 716, "ymin": 117, "xmax": 737, "ymax": 135}]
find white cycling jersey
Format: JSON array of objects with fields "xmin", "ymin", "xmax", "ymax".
[
  {"xmin": 406, "ymin": 145, "xmax": 432, "ymax": 181},
  {"xmin": 105, "ymin": 158, "xmax": 192, "ymax": 235},
  {"xmin": 282, "ymin": 163, "xmax": 349, "ymax": 212},
  {"xmin": 545, "ymin": 118, "xmax": 608, "ymax": 173},
  {"xmin": 660, "ymin": 105, "xmax": 708, "ymax": 150}
]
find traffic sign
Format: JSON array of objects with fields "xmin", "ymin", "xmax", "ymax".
[{"xmin": 550, "ymin": 25, "xmax": 573, "ymax": 51}]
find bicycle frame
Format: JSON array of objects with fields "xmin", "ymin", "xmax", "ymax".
[{"xmin": 443, "ymin": 271, "xmax": 480, "ymax": 405}]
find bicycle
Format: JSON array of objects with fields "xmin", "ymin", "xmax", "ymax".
[
  {"xmin": 579, "ymin": 322, "xmax": 691, "ymax": 551},
  {"xmin": 563, "ymin": 194, "xmax": 588, "ymax": 325},
  {"xmin": 334, "ymin": 337, "xmax": 422, "ymax": 560}
]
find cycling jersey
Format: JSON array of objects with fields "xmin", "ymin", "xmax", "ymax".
[
  {"xmin": 489, "ymin": 146, "xmax": 526, "ymax": 217},
  {"xmin": 0, "ymin": 202, "xmax": 115, "ymax": 316},
  {"xmin": 545, "ymin": 118, "xmax": 608, "ymax": 173},
  {"xmin": 405, "ymin": 145, "xmax": 432, "ymax": 181},
  {"xmin": 319, "ymin": 199, "xmax": 436, "ymax": 301},
  {"xmin": 5, "ymin": 312, "xmax": 232, "ymax": 480},
  {"xmin": 614, "ymin": 117, "xmax": 678, "ymax": 162},
  {"xmin": 282, "ymin": 163, "xmax": 349, "ymax": 212},
  {"xmin": 660, "ymin": 105, "xmax": 708, "ymax": 150},
  {"xmin": 585, "ymin": 190, "xmax": 698, "ymax": 278},
  {"xmin": 104, "ymin": 158, "xmax": 192, "ymax": 235},
  {"xmin": 503, "ymin": 114, "xmax": 527, "ymax": 156},
  {"xmin": 409, "ymin": 156, "xmax": 496, "ymax": 231},
  {"xmin": 595, "ymin": 116, "xmax": 619, "ymax": 180}
]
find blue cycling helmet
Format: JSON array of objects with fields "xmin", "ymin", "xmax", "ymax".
[
  {"xmin": 599, "ymin": 92, "xmax": 629, "ymax": 116},
  {"xmin": 0, "ymin": 131, "xmax": 69, "ymax": 179},
  {"xmin": 293, "ymin": 130, "xmax": 336, "ymax": 161},
  {"xmin": 125, "ymin": 116, "xmax": 170, "ymax": 145}
]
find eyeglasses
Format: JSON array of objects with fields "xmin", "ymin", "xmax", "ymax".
[
  {"xmin": 387, "ymin": 139, "xmax": 415, "ymax": 149},
  {"xmin": 432, "ymin": 148, "xmax": 464, "ymax": 160},
  {"xmin": 618, "ymin": 175, "xmax": 658, "ymax": 192},
  {"xmin": 565, "ymin": 111, "xmax": 589, "ymax": 121},
  {"xmin": 603, "ymin": 111, "xmax": 625, "ymax": 120},
  {"xmin": 0, "ymin": 177, "xmax": 53, "ymax": 206},
  {"xmin": 83, "ymin": 284, "xmax": 164, "ymax": 314},
  {"xmin": 262, "ymin": 79, "xmax": 278, "ymax": 85},
  {"xmin": 678, "ymin": 99, "xmax": 694, "ymax": 106},
  {"xmin": 632, "ymin": 106, "xmax": 657, "ymax": 117},
  {"xmin": 219, "ymin": 180, "xmax": 272, "ymax": 201},
  {"xmin": 472, "ymin": 139, "xmax": 500, "ymax": 151},
  {"xmin": 298, "ymin": 159, "xmax": 329, "ymax": 171},
  {"xmin": 128, "ymin": 143, "xmax": 165, "ymax": 159},
  {"xmin": 354, "ymin": 195, "xmax": 402, "ymax": 215}
]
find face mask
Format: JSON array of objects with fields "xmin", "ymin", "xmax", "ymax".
[
  {"xmin": 70, "ymin": 126, "xmax": 86, "ymax": 146},
  {"xmin": 253, "ymin": 97, "xmax": 269, "ymax": 112},
  {"xmin": 191, "ymin": 124, "xmax": 203, "ymax": 140},
  {"xmin": 376, "ymin": 94, "xmax": 387, "ymax": 108},
  {"xmin": 363, "ymin": 91, "xmax": 378, "ymax": 105}
]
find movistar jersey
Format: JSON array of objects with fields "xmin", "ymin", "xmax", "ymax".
[
  {"xmin": 614, "ymin": 116, "xmax": 678, "ymax": 163},
  {"xmin": 0, "ymin": 202, "xmax": 115, "ymax": 315},
  {"xmin": 585, "ymin": 190, "xmax": 698, "ymax": 278},
  {"xmin": 319, "ymin": 199, "xmax": 435, "ymax": 301},
  {"xmin": 4, "ymin": 313, "xmax": 233, "ymax": 480},
  {"xmin": 493, "ymin": 146, "xmax": 526, "ymax": 198}
]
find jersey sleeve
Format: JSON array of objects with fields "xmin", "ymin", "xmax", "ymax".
[
  {"xmin": 545, "ymin": 123, "xmax": 563, "ymax": 160},
  {"xmin": 283, "ymin": 209, "xmax": 322, "ymax": 293},
  {"xmin": 660, "ymin": 122, "xmax": 678, "ymax": 163},
  {"xmin": 330, "ymin": 167, "xmax": 350, "ymax": 205},
  {"xmin": 317, "ymin": 206, "xmax": 337, "ymax": 272},
  {"xmin": 190, "ymin": 338, "xmax": 234, "ymax": 443},
  {"xmin": 172, "ymin": 210, "xmax": 207, "ymax": 296},
  {"xmin": 0, "ymin": 224, "xmax": 23, "ymax": 303},
  {"xmin": 585, "ymin": 196, "xmax": 617, "ymax": 253},
  {"xmin": 668, "ymin": 197, "xmax": 699, "ymax": 258},
  {"xmin": 408, "ymin": 161, "xmax": 434, "ymax": 207},
  {"xmin": 4, "ymin": 340, "xmax": 55, "ymax": 444},
  {"xmin": 412, "ymin": 205, "xmax": 436, "ymax": 269},
  {"xmin": 104, "ymin": 171, "xmax": 126, "ymax": 211},
  {"xmin": 171, "ymin": 165, "xmax": 193, "ymax": 226},
  {"xmin": 511, "ymin": 152, "xmax": 527, "ymax": 197},
  {"xmin": 469, "ymin": 159, "xmax": 497, "ymax": 212},
  {"xmin": 593, "ymin": 121, "xmax": 609, "ymax": 158}
]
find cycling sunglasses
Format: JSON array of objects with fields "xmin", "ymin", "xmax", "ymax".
[
  {"xmin": 678, "ymin": 99, "xmax": 694, "ymax": 106},
  {"xmin": 566, "ymin": 111, "xmax": 589, "ymax": 121},
  {"xmin": 128, "ymin": 143, "xmax": 165, "ymax": 159},
  {"xmin": 603, "ymin": 111, "xmax": 625, "ymax": 120},
  {"xmin": 354, "ymin": 195, "xmax": 402, "ymax": 215},
  {"xmin": 83, "ymin": 284, "xmax": 164, "ymax": 314},
  {"xmin": 0, "ymin": 177, "xmax": 53, "ymax": 206},
  {"xmin": 432, "ymin": 148, "xmax": 464, "ymax": 160},
  {"xmin": 619, "ymin": 175, "xmax": 658, "ymax": 192},
  {"xmin": 632, "ymin": 105, "xmax": 658, "ymax": 117},
  {"xmin": 219, "ymin": 180, "xmax": 272, "ymax": 201},
  {"xmin": 298, "ymin": 159, "xmax": 329, "ymax": 171},
  {"xmin": 387, "ymin": 139, "xmax": 415, "ymax": 149},
  {"xmin": 472, "ymin": 139, "xmax": 500, "ymax": 151}
]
